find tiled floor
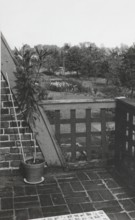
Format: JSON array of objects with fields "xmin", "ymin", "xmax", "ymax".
[
  {"xmin": 30, "ymin": 210, "xmax": 111, "ymax": 220},
  {"xmin": 0, "ymin": 168, "xmax": 135, "ymax": 220}
]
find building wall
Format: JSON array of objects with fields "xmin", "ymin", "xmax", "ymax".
[{"xmin": 0, "ymin": 74, "xmax": 41, "ymax": 170}]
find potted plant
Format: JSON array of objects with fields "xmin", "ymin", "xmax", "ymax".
[{"xmin": 14, "ymin": 45, "xmax": 48, "ymax": 184}]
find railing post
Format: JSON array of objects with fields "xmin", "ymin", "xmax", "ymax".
[
  {"xmin": 128, "ymin": 111, "xmax": 133, "ymax": 159},
  {"xmin": 70, "ymin": 109, "xmax": 76, "ymax": 161},
  {"xmin": 55, "ymin": 110, "xmax": 61, "ymax": 144},
  {"xmin": 86, "ymin": 109, "xmax": 91, "ymax": 160},
  {"xmin": 115, "ymin": 100, "xmax": 121, "ymax": 166},
  {"xmin": 115, "ymin": 99, "xmax": 127, "ymax": 167},
  {"xmin": 101, "ymin": 109, "xmax": 107, "ymax": 159}
]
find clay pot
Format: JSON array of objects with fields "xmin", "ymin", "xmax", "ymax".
[{"xmin": 22, "ymin": 158, "xmax": 45, "ymax": 184}]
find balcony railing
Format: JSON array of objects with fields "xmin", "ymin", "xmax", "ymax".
[
  {"xmin": 115, "ymin": 98, "xmax": 135, "ymax": 187},
  {"xmin": 40, "ymin": 99, "xmax": 116, "ymax": 167}
]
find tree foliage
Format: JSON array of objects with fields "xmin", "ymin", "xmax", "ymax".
[
  {"xmin": 65, "ymin": 46, "xmax": 82, "ymax": 75},
  {"xmin": 119, "ymin": 46, "xmax": 135, "ymax": 97},
  {"xmin": 14, "ymin": 45, "xmax": 48, "ymax": 126},
  {"xmin": 15, "ymin": 41, "xmax": 135, "ymax": 98}
]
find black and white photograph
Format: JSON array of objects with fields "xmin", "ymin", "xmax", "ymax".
[{"xmin": 1, "ymin": 0, "xmax": 135, "ymax": 219}]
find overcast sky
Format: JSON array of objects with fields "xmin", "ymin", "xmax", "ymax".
[{"xmin": 1, "ymin": 0, "xmax": 135, "ymax": 49}]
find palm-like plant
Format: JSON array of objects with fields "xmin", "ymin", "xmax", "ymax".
[{"xmin": 14, "ymin": 45, "xmax": 48, "ymax": 163}]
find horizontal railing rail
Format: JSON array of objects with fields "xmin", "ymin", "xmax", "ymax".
[{"xmin": 40, "ymin": 98, "xmax": 115, "ymax": 110}]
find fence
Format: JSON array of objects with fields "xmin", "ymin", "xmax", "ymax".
[
  {"xmin": 115, "ymin": 99, "xmax": 135, "ymax": 186},
  {"xmin": 40, "ymin": 99, "xmax": 115, "ymax": 167}
]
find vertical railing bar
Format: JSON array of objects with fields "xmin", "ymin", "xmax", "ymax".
[
  {"xmin": 70, "ymin": 109, "xmax": 76, "ymax": 161},
  {"xmin": 115, "ymin": 101, "xmax": 121, "ymax": 166},
  {"xmin": 101, "ymin": 108, "xmax": 107, "ymax": 159},
  {"xmin": 120, "ymin": 108, "xmax": 127, "ymax": 162},
  {"xmin": 128, "ymin": 112, "xmax": 133, "ymax": 158},
  {"xmin": 54, "ymin": 110, "xmax": 61, "ymax": 144},
  {"xmin": 86, "ymin": 109, "xmax": 91, "ymax": 160}
]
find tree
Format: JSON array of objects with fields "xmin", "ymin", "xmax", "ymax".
[
  {"xmin": 60, "ymin": 43, "xmax": 71, "ymax": 74},
  {"xmin": 100, "ymin": 60, "xmax": 110, "ymax": 82},
  {"xmin": 119, "ymin": 45, "xmax": 135, "ymax": 97},
  {"xmin": 42, "ymin": 46, "xmax": 60, "ymax": 73},
  {"xmin": 103, "ymin": 48, "xmax": 123, "ymax": 86},
  {"xmin": 65, "ymin": 46, "xmax": 82, "ymax": 76},
  {"xmin": 80, "ymin": 43, "xmax": 104, "ymax": 78}
]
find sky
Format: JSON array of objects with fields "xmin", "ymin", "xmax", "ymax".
[{"xmin": 0, "ymin": 0, "xmax": 135, "ymax": 49}]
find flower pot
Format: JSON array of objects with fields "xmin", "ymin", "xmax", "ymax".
[{"xmin": 22, "ymin": 158, "xmax": 45, "ymax": 184}]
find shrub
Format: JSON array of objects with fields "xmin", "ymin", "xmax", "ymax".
[{"xmin": 49, "ymin": 78, "xmax": 90, "ymax": 93}]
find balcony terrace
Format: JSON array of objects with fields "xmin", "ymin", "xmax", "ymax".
[
  {"xmin": 1, "ymin": 97, "xmax": 135, "ymax": 220},
  {"xmin": 1, "ymin": 33, "xmax": 135, "ymax": 220},
  {"xmin": 1, "ymin": 166, "xmax": 135, "ymax": 220}
]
